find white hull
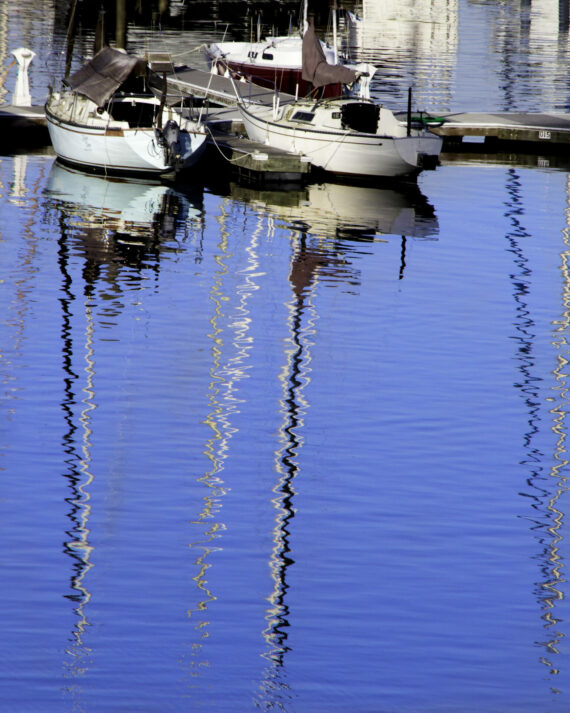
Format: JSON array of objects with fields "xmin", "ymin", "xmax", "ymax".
[
  {"xmin": 206, "ymin": 38, "xmax": 375, "ymax": 99},
  {"xmin": 239, "ymin": 100, "xmax": 443, "ymax": 178},
  {"xmin": 206, "ymin": 36, "xmax": 337, "ymax": 71},
  {"xmin": 45, "ymin": 93, "xmax": 207, "ymax": 175}
]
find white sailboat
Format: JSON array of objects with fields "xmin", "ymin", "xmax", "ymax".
[
  {"xmin": 237, "ymin": 23, "xmax": 443, "ymax": 179},
  {"xmin": 205, "ymin": 1, "xmax": 373, "ymax": 99},
  {"xmin": 45, "ymin": 47, "xmax": 208, "ymax": 176}
]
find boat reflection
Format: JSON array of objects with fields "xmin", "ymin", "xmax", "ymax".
[
  {"xmin": 44, "ymin": 159, "xmax": 203, "ymax": 699},
  {"xmin": 253, "ymin": 177, "xmax": 437, "ymax": 706},
  {"xmin": 44, "ymin": 160, "xmax": 204, "ymax": 270},
  {"xmin": 229, "ymin": 179, "xmax": 439, "ymax": 241}
]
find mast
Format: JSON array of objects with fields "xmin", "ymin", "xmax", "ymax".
[
  {"xmin": 64, "ymin": 0, "xmax": 78, "ymax": 78},
  {"xmin": 116, "ymin": 0, "xmax": 127, "ymax": 49},
  {"xmin": 332, "ymin": 0, "xmax": 338, "ymax": 65}
]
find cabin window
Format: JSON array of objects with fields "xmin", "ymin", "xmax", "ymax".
[
  {"xmin": 109, "ymin": 101, "xmax": 156, "ymax": 128},
  {"xmin": 262, "ymin": 52, "xmax": 274, "ymax": 60},
  {"xmin": 291, "ymin": 111, "xmax": 315, "ymax": 123},
  {"xmin": 341, "ymin": 102, "xmax": 380, "ymax": 133},
  {"xmin": 248, "ymin": 51, "xmax": 258, "ymax": 59},
  {"xmin": 332, "ymin": 112, "xmax": 341, "ymax": 119}
]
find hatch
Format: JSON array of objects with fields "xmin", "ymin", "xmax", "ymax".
[{"xmin": 340, "ymin": 102, "xmax": 379, "ymax": 133}]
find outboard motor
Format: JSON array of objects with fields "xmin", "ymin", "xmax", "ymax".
[{"xmin": 157, "ymin": 119, "xmax": 182, "ymax": 167}]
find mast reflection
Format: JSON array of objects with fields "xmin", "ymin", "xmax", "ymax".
[
  {"xmin": 505, "ymin": 167, "xmax": 568, "ymax": 692},
  {"xmin": 237, "ymin": 177, "xmax": 438, "ymax": 708},
  {"xmin": 257, "ymin": 230, "xmax": 319, "ymax": 710},
  {"xmin": 45, "ymin": 160, "xmax": 204, "ymax": 695},
  {"xmin": 186, "ymin": 198, "xmax": 265, "ymax": 674},
  {"xmin": 541, "ymin": 172, "xmax": 570, "ymax": 690},
  {"xmin": 56, "ymin": 202, "xmax": 97, "ymax": 692}
]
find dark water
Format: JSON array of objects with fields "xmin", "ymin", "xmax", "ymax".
[{"xmin": 3, "ymin": 1, "xmax": 570, "ymax": 712}]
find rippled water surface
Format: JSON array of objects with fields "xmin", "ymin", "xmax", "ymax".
[{"xmin": 3, "ymin": 1, "xmax": 570, "ymax": 712}]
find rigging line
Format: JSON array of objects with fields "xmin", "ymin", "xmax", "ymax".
[
  {"xmin": 167, "ymin": 44, "xmax": 208, "ymax": 60},
  {"xmin": 204, "ymin": 125, "xmax": 261, "ymax": 165}
]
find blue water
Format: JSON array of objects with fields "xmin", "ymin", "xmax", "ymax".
[{"xmin": 3, "ymin": 1, "xmax": 570, "ymax": 712}]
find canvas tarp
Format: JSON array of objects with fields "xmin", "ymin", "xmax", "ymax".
[
  {"xmin": 66, "ymin": 46, "xmax": 144, "ymax": 106},
  {"xmin": 301, "ymin": 21, "xmax": 357, "ymax": 89}
]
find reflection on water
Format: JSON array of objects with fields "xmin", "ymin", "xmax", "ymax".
[
  {"xmin": 538, "ymin": 173, "xmax": 570, "ymax": 690},
  {"xmin": 5, "ymin": 2, "xmax": 570, "ymax": 711},
  {"xmin": 229, "ymin": 180, "xmax": 439, "ymax": 242},
  {"xmin": 59, "ymin": 248, "xmax": 96, "ymax": 690},
  {"xmin": 506, "ymin": 166, "xmax": 570, "ymax": 691},
  {"xmin": 346, "ymin": 0, "xmax": 458, "ymax": 110},
  {"xmin": 44, "ymin": 161, "xmax": 204, "ymax": 273},
  {"xmin": 38, "ymin": 166, "xmax": 441, "ymax": 704},
  {"xmin": 42, "ymin": 160, "xmax": 206, "ymax": 698},
  {"xmin": 257, "ymin": 230, "xmax": 320, "ymax": 709},
  {"xmin": 230, "ymin": 179, "xmax": 438, "ymax": 285}
]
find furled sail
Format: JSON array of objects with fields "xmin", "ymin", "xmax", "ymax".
[{"xmin": 301, "ymin": 20, "xmax": 357, "ymax": 89}]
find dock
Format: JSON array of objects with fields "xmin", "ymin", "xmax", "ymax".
[
  {"xmin": 167, "ymin": 67, "xmax": 297, "ymax": 109},
  {"xmin": 206, "ymin": 130, "xmax": 311, "ymax": 184},
  {"xmin": 0, "ymin": 104, "xmax": 48, "ymax": 146},
  {"xmin": 428, "ymin": 111, "xmax": 570, "ymax": 148}
]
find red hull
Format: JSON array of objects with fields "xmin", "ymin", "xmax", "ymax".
[{"xmin": 224, "ymin": 60, "xmax": 343, "ymax": 98}]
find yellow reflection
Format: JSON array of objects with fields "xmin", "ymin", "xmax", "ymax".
[
  {"xmin": 186, "ymin": 197, "xmax": 263, "ymax": 674},
  {"xmin": 541, "ymin": 174, "xmax": 570, "ymax": 686}
]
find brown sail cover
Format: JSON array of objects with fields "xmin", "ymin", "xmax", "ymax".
[
  {"xmin": 301, "ymin": 20, "xmax": 357, "ymax": 89},
  {"xmin": 66, "ymin": 47, "xmax": 143, "ymax": 106}
]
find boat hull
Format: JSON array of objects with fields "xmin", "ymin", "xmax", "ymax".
[
  {"xmin": 239, "ymin": 103, "xmax": 443, "ymax": 178},
  {"xmin": 206, "ymin": 38, "xmax": 346, "ymax": 97},
  {"xmin": 221, "ymin": 60, "xmax": 342, "ymax": 98},
  {"xmin": 45, "ymin": 104, "xmax": 207, "ymax": 176}
]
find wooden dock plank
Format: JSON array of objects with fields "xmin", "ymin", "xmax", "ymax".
[
  {"xmin": 0, "ymin": 104, "xmax": 48, "ymax": 146},
  {"xmin": 206, "ymin": 129, "xmax": 310, "ymax": 183},
  {"xmin": 167, "ymin": 68, "xmax": 297, "ymax": 107},
  {"xmin": 431, "ymin": 111, "xmax": 570, "ymax": 146}
]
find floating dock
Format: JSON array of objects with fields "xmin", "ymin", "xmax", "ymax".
[
  {"xmin": 167, "ymin": 67, "xmax": 297, "ymax": 109},
  {"xmin": 0, "ymin": 104, "xmax": 49, "ymax": 145},
  {"xmin": 206, "ymin": 127, "xmax": 311, "ymax": 184},
  {"xmin": 428, "ymin": 111, "xmax": 570, "ymax": 148}
]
